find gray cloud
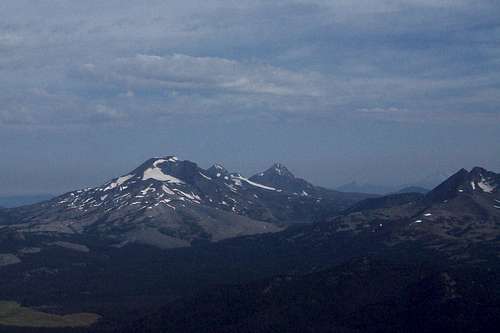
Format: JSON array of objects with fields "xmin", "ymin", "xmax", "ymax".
[
  {"xmin": 0, "ymin": 108, "xmax": 35, "ymax": 126},
  {"xmin": 0, "ymin": 0, "xmax": 498, "ymax": 127},
  {"xmin": 82, "ymin": 54, "xmax": 324, "ymax": 97}
]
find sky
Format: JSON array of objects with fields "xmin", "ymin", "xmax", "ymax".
[{"xmin": 0, "ymin": 0, "xmax": 499, "ymax": 195}]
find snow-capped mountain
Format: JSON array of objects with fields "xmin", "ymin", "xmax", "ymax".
[
  {"xmin": 249, "ymin": 163, "xmax": 374, "ymax": 205},
  {"xmin": 426, "ymin": 167, "xmax": 499, "ymax": 203},
  {"xmin": 319, "ymin": 167, "xmax": 500, "ymax": 257},
  {"xmin": 2, "ymin": 156, "xmax": 370, "ymax": 248},
  {"xmin": 249, "ymin": 163, "xmax": 316, "ymax": 196}
]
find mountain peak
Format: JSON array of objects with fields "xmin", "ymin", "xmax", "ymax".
[
  {"xmin": 133, "ymin": 155, "xmax": 179, "ymax": 170},
  {"xmin": 206, "ymin": 164, "xmax": 229, "ymax": 178},
  {"xmin": 155, "ymin": 155, "xmax": 179, "ymax": 161},
  {"xmin": 129, "ymin": 156, "xmax": 199, "ymax": 184},
  {"xmin": 425, "ymin": 168, "xmax": 471, "ymax": 202},
  {"xmin": 470, "ymin": 166, "xmax": 488, "ymax": 176},
  {"xmin": 426, "ymin": 167, "xmax": 498, "ymax": 202},
  {"xmin": 249, "ymin": 164, "xmax": 318, "ymax": 195},
  {"xmin": 264, "ymin": 163, "xmax": 295, "ymax": 178},
  {"xmin": 467, "ymin": 167, "xmax": 498, "ymax": 193}
]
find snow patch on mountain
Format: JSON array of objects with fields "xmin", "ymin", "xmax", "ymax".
[
  {"xmin": 477, "ymin": 177, "xmax": 495, "ymax": 193},
  {"xmin": 199, "ymin": 172, "xmax": 212, "ymax": 180},
  {"xmin": 162, "ymin": 185, "xmax": 175, "ymax": 195},
  {"xmin": 232, "ymin": 176, "xmax": 276, "ymax": 191},
  {"xmin": 104, "ymin": 174, "xmax": 134, "ymax": 191},
  {"xmin": 142, "ymin": 159, "xmax": 184, "ymax": 183},
  {"xmin": 174, "ymin": 189, "xmax": 201, "ymax": 202}
]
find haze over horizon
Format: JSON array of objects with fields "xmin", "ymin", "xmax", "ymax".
[{"xmin": 1, "ymin": 0, "xmax": 499, "ymax": 195}]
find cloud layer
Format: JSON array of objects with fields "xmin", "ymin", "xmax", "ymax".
[{"xmin": 1, "ymin": 0, "xmax": 499, "ymax": 126}]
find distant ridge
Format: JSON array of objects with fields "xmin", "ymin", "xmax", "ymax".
[
  {"xmin": 335, "ymin": 181, "xmax": 394, "ymax": 195},
  {"xmin": 395, "ymin": 186, "xmax": 429, "ymax": 194},
  {"xmin": 0, "ymin": 194, "xmax": 54, "ymax": 208}
]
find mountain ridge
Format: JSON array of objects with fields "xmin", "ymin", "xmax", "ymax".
[{"xmin": 0, "ymin": 155, "xmax": 372, "ymax": 249}]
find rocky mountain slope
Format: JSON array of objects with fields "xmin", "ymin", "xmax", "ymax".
[
  {"xmin": 315, "ymin": 166, "xmax": 500, "ymax": 261},
  {"xmin": 0, "ymin": 156, "xmax": 370, "ymax": 249}
]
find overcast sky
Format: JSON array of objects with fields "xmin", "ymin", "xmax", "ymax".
[{"xmin": 1, "ymin": 0, "xmax": 499, "ymax": 195}]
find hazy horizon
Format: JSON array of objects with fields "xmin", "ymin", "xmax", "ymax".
[{"xmin": 0, "ymin": 150, "xmax": 495, "ymax": 196}]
